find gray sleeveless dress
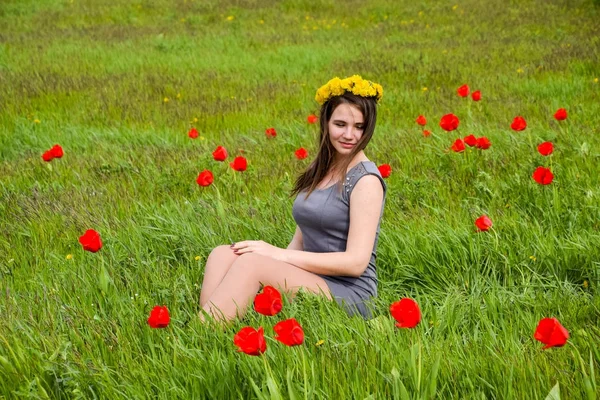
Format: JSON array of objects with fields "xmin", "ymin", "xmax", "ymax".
[{"xmin": 291, "ymin": 161, "xmax": 387, "ymax": 319}]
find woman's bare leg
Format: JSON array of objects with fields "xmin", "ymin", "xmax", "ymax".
[
  {"xmin": 199, "ymin": 245, "xmax": 240, "ymax": 307},
  {"xmin": 201, "ymin": 253, "xmax": 333, "ymax": 323}
]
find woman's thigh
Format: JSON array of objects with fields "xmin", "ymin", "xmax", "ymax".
[{"xmin": 227, "ymin": 253, "xmax": 333, "ymax": 300}]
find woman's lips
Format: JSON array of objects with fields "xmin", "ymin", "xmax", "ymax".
[{"xmin": 340, "ymin": 142, "xmax": 355, "ymax": 148}]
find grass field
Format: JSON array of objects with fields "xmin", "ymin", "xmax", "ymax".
[{"xmin": 1, "ymin": 0, "xmax": 600, "ymax": 398}]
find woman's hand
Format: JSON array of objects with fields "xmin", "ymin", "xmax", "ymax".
[{"xmin": 231, "ymin": 240, "xmax": 286, "ymax": 262}]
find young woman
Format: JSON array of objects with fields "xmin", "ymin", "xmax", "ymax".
[{"xmin": 199, "ymin": 75, "xmax": 386, "ymax": 322}]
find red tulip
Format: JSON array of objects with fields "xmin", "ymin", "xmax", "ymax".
[
  {"xmin": 475, "ymin": 215, "xmax": 493, "ymax": 231},
  {"xmin": 390, "ymin": 298, "xmax": 421, "ymax": 328},
  {"xmin": 274, "ymin": 318, "xmax": 304, "ymax": 346},
  {"xmin": 416, "ymin": 115, "xmax": 427, "ymax": 126},
  {"xmin": 147, "ymin": 305, "xmax": 170, "ymax": 328},
  {"xmin": 50, "ymin": 144, "xmax": 63, "ymax": 158},
  {"xmin": 307, "ymin": 114, "xmax": 318, "ymax": 124},
  {"xmin": 534, "ymin": 317, "xmax": 569, "ymax": 349},
  {"xmin": 234, "ymin": 326, "xmax": 267, "ymax": 356},
  {"xmin": 295, "ymin": 147, "xmax": 308, "ymax": 160},
  {"xmin": 212, "ymin": 146, "xmax": 228, "ymax": 161},
  {"xmin": 538, "ymin": 142, "xmax": 554, "ymax": 156},
  {"xmin": 457, "ymin": 84, "xmax": 470, "ymax": 97},
  {"xmin": 532, "ymin": 167, "xmax": 553, "ymax": 185},
  {"xmin": 471, "ymin": 90, "xmax": 481, "ymax": 101},
  {"xmin": 196, "ymin": 170, "xmax": 214, "ymax": 187},
  {"xmin": 79, "ymin": 229, "xmax": 102, "ymax": 252},
  {"xmin": 451, "ymin": 138, "xmax": 465, "ymax": 153},
  {"xmin": 440, "ymin": 113, "xmax": 460, "ymax": 131},
  {"xmin": 42, "ymin": 150, "xmax": 54, "ymax": 162},
  {"xmin": 464, "ymin": 134, "xmax": 477, "ymax": 147},
  {"xmin": 265, "ymin": 128, "xmax": 277, "ymax": 138},
  {"xmin": 554, "ymin": 108, "xmax": 567, "ymax": 121},
  {"xmin": 378, "ymin": 164, "xmax": 392, "ymax": 178},
  {"xmin": 511, "ymin": 116, "xmax": 527, "ymax": 131},
  {"xmin": 253, "ymin": 285, "xmax": 283, "ymax": 316},
  {"xmin": 422, "ymin": 130, "xmax": 431, "ymax": 137},
  {"xmin": 476, "ymin": 137, "xmax": 491, "ymax": 150},
  {"xmin": 230, "ymin": 156, "xmax": 247, "ymax": 172},
  {"xmin": 188, "ymin": 128, "xmax": 199, "ymax": 139}
]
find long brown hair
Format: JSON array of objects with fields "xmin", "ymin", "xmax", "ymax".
[{"xmin": 290, "ymin": 92, "xmax": 378, "ymax": 200}]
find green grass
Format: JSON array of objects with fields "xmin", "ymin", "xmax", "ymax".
[{"xmin": 1, "ymin": 0, "xmax": 600, "ymax": 398}]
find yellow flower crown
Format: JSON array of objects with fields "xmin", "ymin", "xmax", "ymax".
[{"xmin": 315, "ymin": 75, "xmax": 383, "ymax": 105}]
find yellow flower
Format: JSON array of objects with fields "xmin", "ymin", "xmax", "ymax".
[
  {"xmin": 517, "ymin": 68, "xmax": 524, "ymax": 73},
  {"xmin": 66, "ymin": 254, "xmax": 73, "ymax": 260},
  {"xmin": 194, "ymin": 255, "xmax": 201, "ymax": 261},
  {"xmin": 163, "ymin": 97, "xmax": 169, "ymax": 103},
  {"xmin": 529, "ymin": 255, "xmax": 537, "ymax": 262},
  {"xmin": 418, "ymin": 11, "xmax": 424, "ymax": 17},
  {"xmin": 259, "ymin": 19, "xmax": 264, "ymax": 24},
  {"xmin": 180, "ymin": 18, "xmax": 186, "ymax": 22},
  {"xmin": 594, "ymin": 78, "xmax": 598, "ymax": 83},
  {"xmin": 193, "ymin": 117, "xmax": 198, "ymax": 123},
  {"xmin": 583, "ymin": 280, "xmax": 589, "ymax": 288},
  {"xmin": 34, "ymin": 119, "xmax": 41, "ymax": 123},
  {"xmin": 176, "ymin": 93, "xmax": 181, "ymax": 99},
  {"xmin": 452, "ymin": 4, "xmax": 459, "ymax": 10},
  {"xmin": 199, "ymin": 136, "xmax": 205, "ymax": 140},
  {"xmin": 226, "ymin": 15, "xmax": 234, "ymax": 21},
  {"xmin": 422, "ymin": 87, "xmax": 428, "ymax": 91},
  {"xmin": 315, "ymin": 339, "xmax": 325, "ymax": 346}
]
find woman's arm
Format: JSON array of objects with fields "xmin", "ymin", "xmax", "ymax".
[
  {"xmin": 286, "ymin": 225, "xmax": 304, "ymax": 251},
  {"xmin": 282, "ymin": 175, "xmax": 384, "ymax": 277}
]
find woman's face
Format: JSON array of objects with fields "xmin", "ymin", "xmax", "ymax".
[{"xmin": 328, "ymin": 103, "xmax": 364, "ymax": 160}]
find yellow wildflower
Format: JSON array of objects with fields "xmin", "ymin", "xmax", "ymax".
[
  {"xmin": 34, "ymin": 119, "xmax": 41, "ymax": 123},
  {"xmin": 195, "ymin": 255, "xmax": 201, "ymax": 261},
  {"xmin": 193, "ymin": 117, "xmax": 198, "ymax": 123},
  {"xmin": 452, "ymin": 4, "xmax": 459, "ymax": 10},
  {"xmin": 226, "ymin": 15, "xmax": 234, "ymax": 21},
  {"xmin": 422, "ymin": 87, "xmax": 428, "ymax": 91},
  {"xmin": 583, "ymin": 280, "xmax": 589, "ymax": 288},
  {"xmin": 176, "ymin": 93, "xmax": 181, "ymax": 99},
  {"xmin": 315, "ymin": 339, "xmax": 325, "ymax": 346},
  {"xmin": 594, "ymin": 78, "xmax": 598, "ymax": 83},
  {"xmin": 529, "ymin": 255, "xmax": 536, "ymax": 262},
  {"xmin": 66, "ymin": 254, "xmax": 73, "ymax": 260},
  {"xmin": 517, "ymin": 68, "xmax": 524, "ymax": 73},
  {"xmin": 163, "ymin": 97, "xmax": 169, "ymax": 103},
  {"xmin": 259, "ymin": 20, "xmax": 264, "ymax": 24}
]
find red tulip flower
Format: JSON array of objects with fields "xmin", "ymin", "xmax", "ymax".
[
  {"xmin": 79, "ymin": 229, "xmax": 102, "ymax": 252},
  {"xmin": 274, "ymin": 318, "xmax": 304, "ymax": 346},
  {"xmin": 464, "ymin": 134, "xmax": 477, "ymax": 147},
  {"xmin": 50, "ymin": 144, "xmax": 64, "ymax": 158},
  {"xmin": 476, "ymin": 137, "xmax": 491, "ymax": 150},
  {"xmin": 532, "ymin": 167, "xmax": 553, "ymax": 185},
  {"xmin": 423, "ymin": 130, "xmax": 431, "ymax": 137},
  {"xmin": 457, "ymin": 84, "xmax": 470, "ymax": 97},
  {"xmin": 416, "ymin": 115, "xmax": 427, "ymax": 126},
  {"xmin": 196, "ymin": 170, "xmax": 214, "ymax": 187},
  {"xmin": 511, "ymin": 116, "xmax": 527, "ymax": 131},
  {"xmin": 265, "ymin": 127, "xmax": 277, "ymax": 138},
  {"xmin": 42, "ymin": 150, "xmax": 54, "ymax": 162},
  {"xmin": 212, "ymin": 146, "xmax": 228, "ymax": 161},
  {"xmin": 230, "ymin": 156, "xmax": 247, "ymax": 172},
  {"xmin": 253, "ymin": 285, "xmax": 283, "ymax": 316},
  {"xmin": 378, "ymin": 164, "xmax": 392, "ymax": 178},
  {"xmin": 471, "ymin": 90, "xmax": 481, "ymax": 101},
  {"xmin": 147, "ymin": 306, "xmax": 170, "ymax": 328},
  {"xmin": 553, "ymin": 108, "xmax": 567, "ymax": 121},
  {"xmin": 295, "ymin": 147, "xmax": 308, "ymax": 160},
  {"xmin": 534, "ymin": 317, "xmax": 569, "ymax": 349},
  {"xmin": 234, "ymin": 326, "xmax": 267, "ymax": 356},
  {"xmin": 475, "ymin": 215, "xmax": 493, "ymax": 231},
  {"xmin": 538, "ymin": 142, "xmax": 554, "ymax": 156},
  {"xmin": 440, "ymin": 113, "xmax": 460, "ymax": 131},
  {"xmin": 390, "ymin": 298, "xmax": 421, "ymax": 328},
  {"xmin": 307, "ymin": 114, "xmax": 318, "ymax": 124},
  {"xmin": 451, "ymin": 138, "xmax": 465, "ymax": 153},
  {"xmin": 188, "ymin": 128, "xmax": 199, "ymax": 139}
]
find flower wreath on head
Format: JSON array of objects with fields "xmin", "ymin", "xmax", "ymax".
[{"xmin": 315, "ymin": 75, "xmax": 384, "ymax": 105}]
